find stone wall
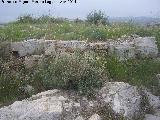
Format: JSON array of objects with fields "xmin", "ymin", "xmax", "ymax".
[{"xmin": 9, "ymin": 37, "xmax": 159, "ymax": 61}]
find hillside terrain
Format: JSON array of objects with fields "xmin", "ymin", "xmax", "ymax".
[{"xmin": 0, "ymin": 16, "xmax": 160, "ymax": 120}]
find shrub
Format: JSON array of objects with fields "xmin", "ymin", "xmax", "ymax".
[
  {"xmin": 36, "ymin": 15, "xmax": 54, "ymax": 23},
  {"xmin": 0, "ymin": 58, "xmax": 25, "ymax": 103},
  {"xmin": 135, "ymin": 27, "xmax": 152, "ymax": 37},
  {"xmin": 33, "ymin": 52, "xmax": 106, "ymax": 97},
  {"xmin": 86, "ymin": 10, "xmax": 109, "ymax": 25},
  {"xmin": 83, "ymin": 27, "xmax": 107, "ymax": 41},
  {"xmin": 0, "ymin": 51, "xmax": 106, "ymax": 104},
  {"xmin": 0, "ymin": 42, "xmax": 10, "ymax": 60},
  {"xmin": 17, "ymin": 15, "xmax": 35, "ymax": 23},
  {"xmin": 74, "ymin": 18, "xmax": 84, "ymax": 23}
]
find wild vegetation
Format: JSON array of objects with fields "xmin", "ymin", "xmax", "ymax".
[
  {"xmin": 0, "ymin": 13, "xmax": 160, "ymax": 49},
  {"xmin": 0, "ymin": 11, "xmax": 160, "ymax": 107}
]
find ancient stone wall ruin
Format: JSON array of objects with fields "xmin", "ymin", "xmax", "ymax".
[
  {"xmin": 1, "ymin": 36, "xmax": 159, "ymax": 69},
  {"xmin": 9, "ymin": 37, "xmax": 158, "ymax": 60}
]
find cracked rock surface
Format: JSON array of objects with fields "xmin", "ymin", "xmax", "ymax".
[
  {"xmin": 98, "ymin": 82, "xmax": 141, "ymax": 119},
  {"xmin": 0, "ymin": 82, "xmax": 160, "ymax": 120}
]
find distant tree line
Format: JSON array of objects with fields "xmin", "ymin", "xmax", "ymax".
[{"xmin": 17, "ymin": 10, "xmax": 109, "ymax": 26}]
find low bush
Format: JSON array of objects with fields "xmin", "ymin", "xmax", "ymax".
[
  {"xmin": 0, "ymin": 58, "xmax": 26, "ymax": 103},
  {"xmin": 0, "ymin": 51, "xmax": 160, "ymax": 106},
  {"xmin": 86, "ymin": 10, "xmax": 109, "ymax": 25},
  {"xmin": 17, "ymin": 15, "xmax": 36, "ymax": 23},
  {"xmin": 83, "ymin": 27, "xmax": 107, "ymax": 41},
  {"xmin": 99, "ymin": 55, "xmax": 160, "ymax": 95},
  {"xmin": 32, "ymin": 52, "xmax": 106, "ymax": 97}
]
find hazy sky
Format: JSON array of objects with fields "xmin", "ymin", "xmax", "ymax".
[{"xmin": 0, "ymin": 0, "xmax": 160, "ymax": 22}]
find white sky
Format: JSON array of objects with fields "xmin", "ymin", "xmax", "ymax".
[{"xmin": 0, "ymin": 0, "xmax": 160, "ymax": 22}]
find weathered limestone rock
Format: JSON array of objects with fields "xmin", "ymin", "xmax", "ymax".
[
  {"xmin": 0, "ymin": 90, "xmax": 91, "ymax": 120},
  {"xmin": 98, "ymin": 82, "xmax": 141, "ymax": 119},
  {"xmin": 108, "ymin": 41, "xmax": 115, "ymax": 55},
  {"xmin": 155, "ymin": 109, "xmax": 160, "ymax": 117},
  {"xmin": 0, "ymin": 90, "xmax": 66, "ymax": 120},
  {"xmin": 143, "ymin": 90, "xmax": 160, "ymax": 110},
  {"xmin": 11, "ymin": 39, "xmax": 45, "ymax": 57},
  {"xmin": 56, "ymin": 40, "xmax": 88, "ymax": 53},
  {"xmin": 88, "ymin": 114, "xmax": 101, "ymax": 120},
  {"xmin": 89, "ymin": 42, "xmax": 108, "ymax": 50},
  {"xmin": 1, "ymin": 82, "xmax": 160, "ymax": 120},
  {"xmin": 108, "ymin": 41, "xmax": 136, "ymax": 60},
  {"xmin": 114, "ymin": 45, "xmax": 135, "ymax": 60},
  {"xmin": 44, "ymin": 40, "xmax": 57, "ymax": 55},
  {"xmin": 107, "ymin": 37, "xmax": 159, "ymax": 60},
  {"xmin": 75, "ymin": 116, "xmax": 84, "ymax": 120},
  {"xmin": 60, "ymin": 40, "xmax": 87, "ymax": 49},
  {"xmin": 140, "ymin": 89, "xmax": 160, "ymax": 119},
  {"xmin": 134, "ymin": 37, "xmax": 158, "ymax": 58}
]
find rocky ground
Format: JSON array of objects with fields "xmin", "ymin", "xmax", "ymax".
[
  {"xmin": 0, "ymin": 36, "xmax": 160, "ymax": 120},
  {"xmin": 0, "ymin": 82, "xmax": 160, "ymax": 120}
]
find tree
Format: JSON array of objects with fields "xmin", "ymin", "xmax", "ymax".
[
  {"xmin": 86, "ymin": 10, "xmax": 109, "ymax": 25},
  {"xmin": 17, "ymin": 15, "xmax": 35, "ymax": 23}
]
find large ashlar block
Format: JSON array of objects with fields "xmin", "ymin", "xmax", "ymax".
[
  {"xmin": 89, "ymin": 42, "xmax": 108, "ymax": 50},
  {"xmin": 134, "ymin": 37, "xmax": 158, "ymax": 58},
  {"xmin": 108, "ymin": 42, "xmax": 115, "ymax": 55},
  {"xmin": 108, "ymin": 41, "xmax": 136, "ymax": 60},
  {"xmin": 10, "ymin": 39, "xmax": 45, "ymax": 57},
  {"xmin": 44, "ymin": 40, "xmax": 57, "ymax": 55},
  {"xmin": 114, "ymin": 45, "xmax": 135, "ymax": 61},
  {"xmin": 56, "ymin": 40, "xmax": 88, "ymax": 50}
]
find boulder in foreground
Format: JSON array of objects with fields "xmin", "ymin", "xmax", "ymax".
[{"xmin": 0, "ymin": 82, "xmax": 160, "ymax": 120}]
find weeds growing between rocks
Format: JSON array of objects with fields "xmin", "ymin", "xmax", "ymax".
[
  {"xmin": 0, "ymin": 50, "xmax": 160, "ymax": 108},
  {"xmin": 0, "ymin": 15, "xmax": 160, "ymax": 108}
]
